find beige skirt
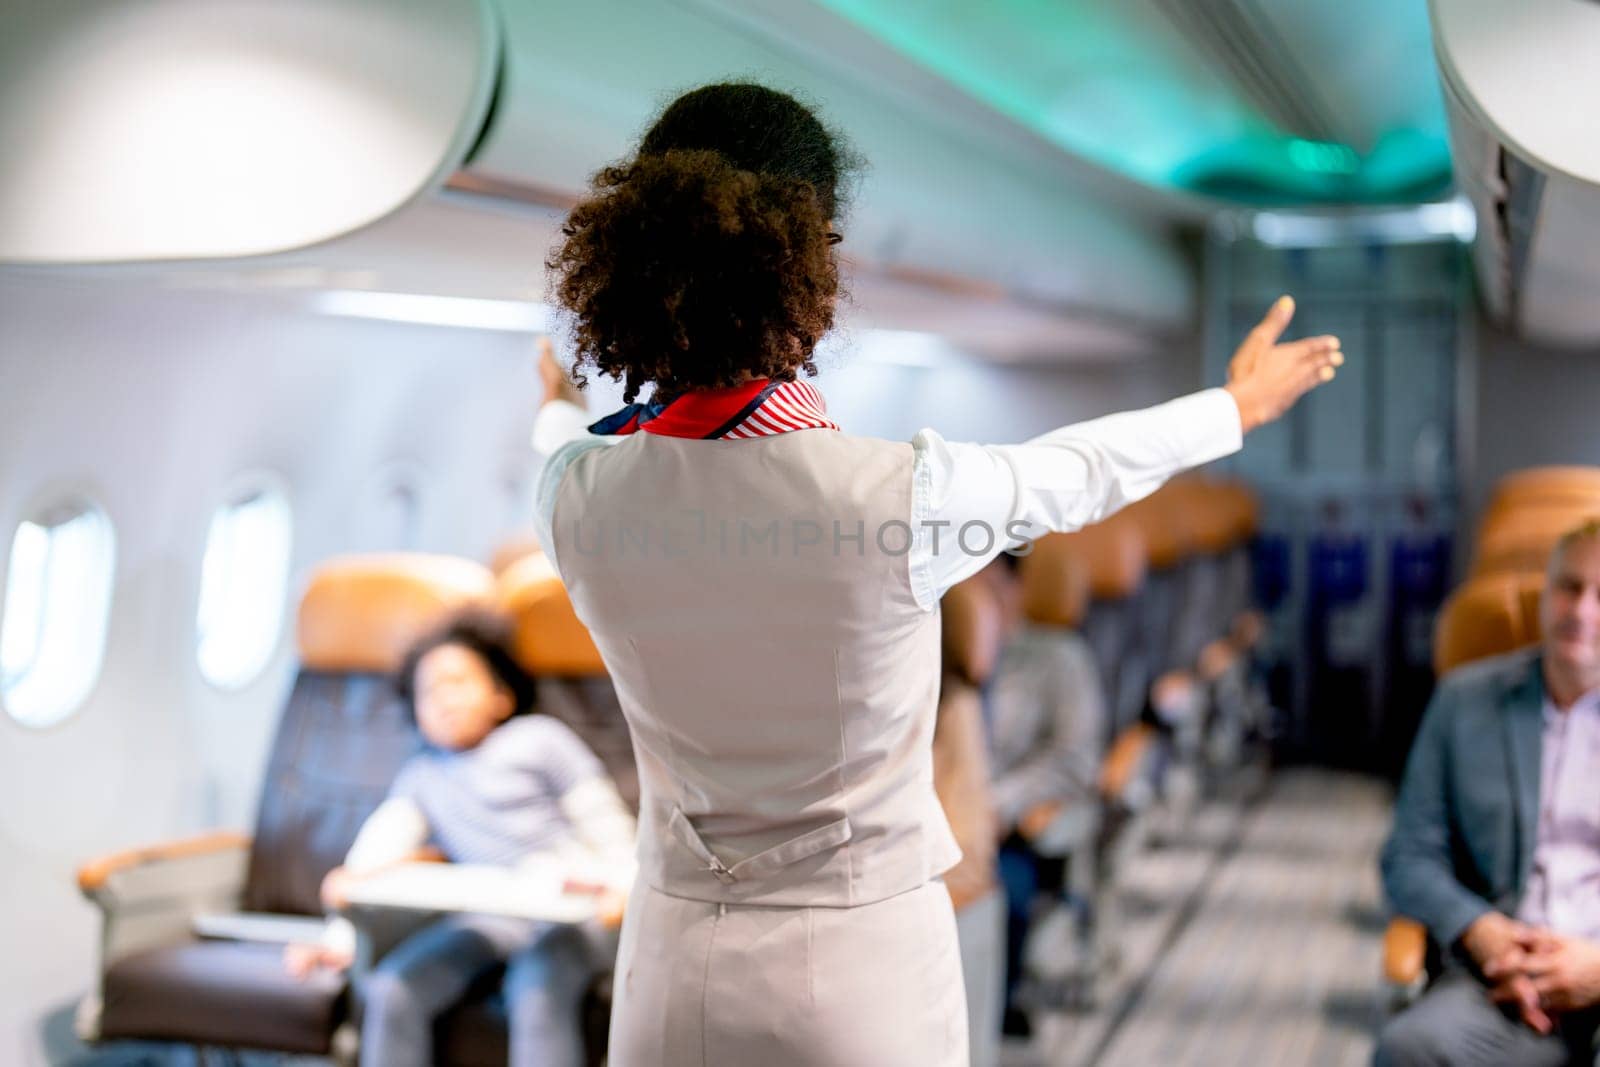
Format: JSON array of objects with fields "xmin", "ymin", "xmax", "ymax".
[{"xmin": 608, "ymin": 878, "xmax": 969, "ymax": 1067}]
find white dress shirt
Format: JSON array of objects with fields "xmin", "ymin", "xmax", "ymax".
[
  {"xmin": 532, "ymin": 387, "xmax": 1243, "ymax": 612},
  {"xmin": 1516, "ymin": 688, "xmax": 1600, "ymax": 941}
]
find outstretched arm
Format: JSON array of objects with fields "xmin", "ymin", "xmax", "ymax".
[
  {"xmin": 913, "ymin": 296, "xmax": 1341, "ymax": 606},
  {"xmin": 531, "ymin": 335, "xmax": 594, "ymax": 455}
]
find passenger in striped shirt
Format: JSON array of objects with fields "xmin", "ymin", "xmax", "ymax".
[{"xmin": 286, "ymin": 611, "xmax": 636, "ymax": 1067}]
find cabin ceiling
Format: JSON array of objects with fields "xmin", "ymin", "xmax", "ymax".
[
  {"xmin": 806, "ymin": 0, "xmax": 1453, "ymax": 205},
  {"xmin": 0, "ymin": 0, "xmax": 1474, "ymax": 360}
]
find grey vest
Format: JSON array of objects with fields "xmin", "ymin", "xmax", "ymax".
[{"xmin": 552, "ymin": 429, "xmax": 959, "ymax": 907}]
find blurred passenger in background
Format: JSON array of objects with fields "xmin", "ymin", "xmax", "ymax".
[
  {"xmin": 1378, "ymin": 520, "xmax": 1600, "ymax": 1066},
  {"xmin": 286, "ymin": 611, "xmax": 635, "ymax": 1067},
  {"xmin": 984, "ymin": 552, "xmax": 1107, "ymax": 1035}
]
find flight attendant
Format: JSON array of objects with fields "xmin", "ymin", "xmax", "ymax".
[{"xmin": 531, "ymin": 82, "xmax": 1341, "ymax": 1066}]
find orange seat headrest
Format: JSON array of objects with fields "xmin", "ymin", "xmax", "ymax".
[
  {"xmin": 490, "ymin": 536, "xmax": 545, "ymax": 577},
  {"xmin": 1471, "ymin": 510, "xmax": 1600, "ymax": 577},
  {"xmin": 1046, "ymin": 520, "xmax": 1146, "ymax": 601},
  {"xmin": 1120, "ymin": 485, "xmax": 1194, "ymax": 569},
  {"xmin": 1433, "ymin": 571, "xmax": 1544, "ymax": 674},
  {"xmin": 297, "ymin": 553, "xmax": 496, "ymax": 672},
  {"xmin": 1176, "ymin": 481, "xmax": 1239, "ymax": 554},
  {"xmin": 1484, "ymin": 466, "xmax": 1600, "ymax": 519},
  {"xmin": 1019, "ymin": 535, "xmax": 1092, "ymax": 628},
  {"xmin": 941, "ymin": 575, "xmax": 1005, "ymax": 686},
  {"xmin": 1217, "ymin": 481, "xmax": 1260, "ymax": 542},
  {"xmin": 496, "ymin": 555, "xmax": 607, "ymax": 677}
]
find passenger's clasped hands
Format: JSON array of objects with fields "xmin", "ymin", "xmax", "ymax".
[
  {"xmin": 1223, "ymin": 295, "xmax": 1343, "ymax": 434},
  {"xmin": 1475, "ymin": 917, "xmax": 1600, "ymax": 1033}
]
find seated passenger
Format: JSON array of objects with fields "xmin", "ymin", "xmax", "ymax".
[
  {"xmin": 984, "ymin": 552, "xmax": 1108, "ymax": 1034},
  {"xmin": 986, "ymin": 552, "xmax": 1106, "ymax": 830},
  {"xmin": 286, "ymin": 611, "xmax": 636, "ymax": 1067},
  {"xmin": 1377, "ymin": 520, "xmax": 1600, "ymax": 1067}
]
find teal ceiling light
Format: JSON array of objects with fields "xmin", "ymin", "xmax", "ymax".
[{"xmin": 815, "ymin": 0, "xmax": 1452, "ymax": 205}]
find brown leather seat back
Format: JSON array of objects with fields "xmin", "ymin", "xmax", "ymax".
[
  {"xmin": 1432, "ymin": 571, "xmax": 1544, "ymax": 674},
  {"xmin": 1121, "ymin": 484, "xmax": 1195, "ymax": 572},
  {"xmin": 242, "ymin": 554, "xmax": 494, "ymax": 916},
  {"xmin": 1019, "ymin": 535, "xmax": 1091, "ymax": 630},
  {"xmin": 496, "ymin": 556, "xmax": 638, "ymax": 811},
  {"xmin": 1049, "ymin": 520, "xmax": 1146, "ymax": 603}
]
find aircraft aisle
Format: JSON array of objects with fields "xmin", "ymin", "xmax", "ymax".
[{"xmin": 1011, "ymin": 769, "xmax": 1390, "ymax": 1067}]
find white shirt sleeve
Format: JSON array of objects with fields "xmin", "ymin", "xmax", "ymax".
[
  {"xmin": 531, "ymin": 399, "xmax": 615, "ymax": 570},
  {"xmin": 532, "ymin": 398, "xmax": 599, "ymax": 456},
  {"xmin": 342, "ymin": 797, "xmax": 431, "ymax": 873},
  {"xmin": 908, "ymin": 387, "xmax": 1243, "ymax": 610},
  {"xmin": 556, "ymin": 777, "xmax": 639, "ymax": 894}
]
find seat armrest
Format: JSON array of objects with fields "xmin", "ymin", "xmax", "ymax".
[
  {"xmin": 78, "ymin": 831, "xmax": 252, "ymax": 897},
  {"xmin": 77, "ymin": 831, "xmax": 253, "ymax": 971},
  {"xmin": 1384, "ymin": 917, "xmax": 1429, "ymax": 1007}
]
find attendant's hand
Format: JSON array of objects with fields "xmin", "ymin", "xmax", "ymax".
[
  {"xmin": 1223, "ymin": 296, "xmax": 1343, "ymax": 433},
  {"xmin": 537, "ymin": 335, "xmax": 584, "ymax": 408}
]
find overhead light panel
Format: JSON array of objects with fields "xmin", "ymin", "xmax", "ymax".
[{"xmin": 312, "ymin": 290, "xmax": 554, "ymax": 332}]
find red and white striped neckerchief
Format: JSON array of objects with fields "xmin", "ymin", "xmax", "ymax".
[{"xmin": 586, "ymin": 378, "xmax": 840, "ymax": 439}]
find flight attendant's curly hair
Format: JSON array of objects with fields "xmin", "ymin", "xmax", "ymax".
[{"xmin": 548, "ymin": 82, "xmax": 862, "ymax": 404}]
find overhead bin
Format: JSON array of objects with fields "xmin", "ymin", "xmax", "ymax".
[
  {"xmin": 0, "ymin": 0, "xmax": 499, "ymax": 264},
  {"xmin": 457, "ymin": 0, "xmax": 1195, "ymax": 354},
  {"xmin": 1429, "ymin": 0, "xmax": 1600, "ymax": 345},
  {"xmin": 0, "ymin": 0, "xmax": 1197, "ymax": 359}
]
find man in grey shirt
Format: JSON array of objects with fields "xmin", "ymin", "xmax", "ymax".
[{"xmin": 1377, "ymin": 520, "xmax": 1600, "ymax": 1066}]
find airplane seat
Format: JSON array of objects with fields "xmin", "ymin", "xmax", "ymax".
[
  {"xmin": 936, "ymin": 575, "xmax": 1006, "ymax": 1066},
  {"xmin": 1479, "ymin": 466, "xmax": 1600, "ymax": 531},
  {"xmin": 497, "ymin": 553, "xmax": 637, "ymax": 812},
  {"xmin": 1012, "ymin": 539, "xmax": 1102, "ymax": 861},
  {"xmin": 1191, "ymin": 483, "xmax": 1269, "ymax": 769},
  {"xmin": 490, "ymin": 534, "xmax": 546, "ymax": 577},
  {"xmin": 75, "ymin": 553, "xmax": 495, "ymax": 1059},
  {"xmin": 1011, "ymin": 533, "xmax": 1165, "ymax": 1000},
  {"xmin": 1217, "ymin": 481, "xmax": 1263, "ymax": 642},
  {"xmin": 1472, "ymin": 505, "xmax": 1600, "ymax": 577},
  {"xmin": 1063, "ymin": 518, "xmax": 1149, "ymax": 739},
  {"xmin": 1168, "ymin": 480, "xmax": 1237, "ymax": 668},
  {"xmin": 1121, "ymin": 487, "xmax": 1199, "ymax": 722},
  {"xmin": 1383, "ymin": 568, "xmax": 1545, "ymax": 1004},
  {"xmin": 1122, "ymin": 484, "xmax": 1224, "ymax": 840}
]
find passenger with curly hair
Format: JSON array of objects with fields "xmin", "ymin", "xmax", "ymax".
[{"xmin": 530, "ymin": 81, "xmax": 1342, "ymax": 1066}]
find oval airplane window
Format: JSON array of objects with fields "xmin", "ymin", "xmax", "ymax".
[
  {"xmin": 197, "ymin": 484, "xmax": 293, "ymax": 690},
  {"xmin": 1, "ymin": 502, "xmax": 117, "ymax": 728}
]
